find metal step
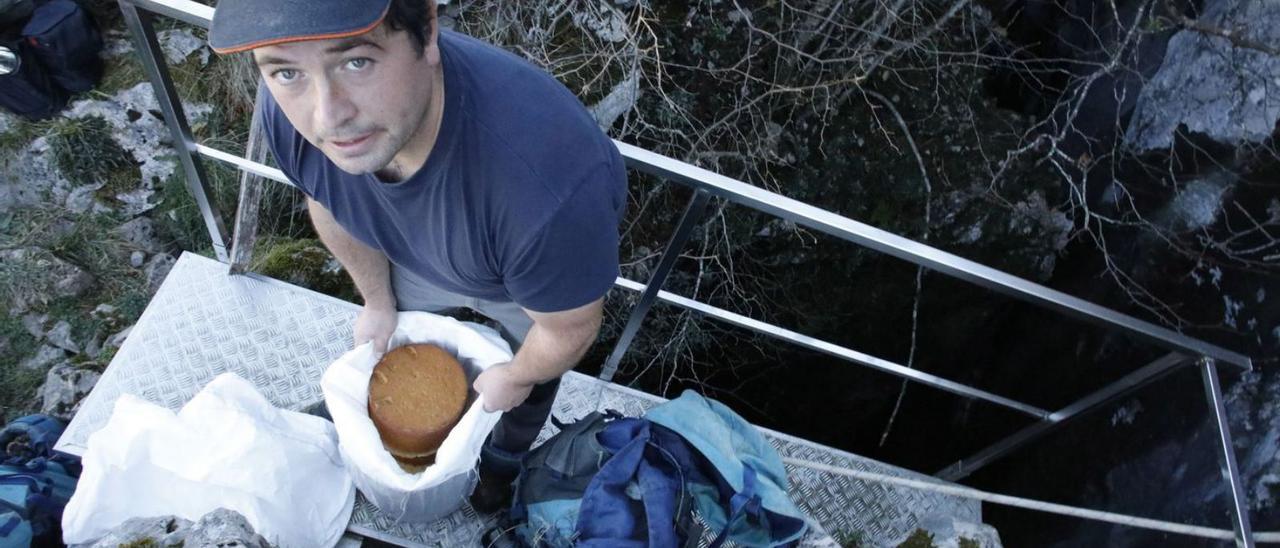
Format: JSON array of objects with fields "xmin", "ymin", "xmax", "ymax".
[{"xmin": 58, "ymin": 252, "xmax": 983, "ymax": 546}]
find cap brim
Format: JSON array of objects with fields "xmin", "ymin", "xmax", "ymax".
[{"xmin": 208, "ymin": 0, "xmax": 391, "ymax": 54}]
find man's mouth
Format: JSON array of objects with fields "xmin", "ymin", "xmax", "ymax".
[{"xmin": 329, "ymin": 132, "xmax": 374, "ymax": 150}]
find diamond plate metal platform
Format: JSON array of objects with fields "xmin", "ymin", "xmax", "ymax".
[{"xmin": 58, "ymin": 252, "xmax": 982, "ymax": 547}]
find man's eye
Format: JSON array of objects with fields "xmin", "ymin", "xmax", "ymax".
[
  {"xmin": 346, "ymin": 58, "xmax": 372, "ymax": 71},
  {"xmin": 273, "ymin": 69, "xmax": 299, "ymax": 82}
]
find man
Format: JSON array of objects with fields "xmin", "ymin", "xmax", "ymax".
[{"xmin": 207, "ymin": 0, "xmax": 627, "ymax": 514}]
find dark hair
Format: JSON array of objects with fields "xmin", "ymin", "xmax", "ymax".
[{"xmin": 385, "ymin": 0, "xmax": 432, "ymax": 56}]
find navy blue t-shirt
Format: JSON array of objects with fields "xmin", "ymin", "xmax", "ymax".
[{"xmin": 262, "ymin": 29, "xmax": 627, "ymax": 313}]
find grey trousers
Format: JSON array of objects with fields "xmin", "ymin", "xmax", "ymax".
[{"xmin": 390, "ymin": 264, "xmax": 559, "ymax": 474}]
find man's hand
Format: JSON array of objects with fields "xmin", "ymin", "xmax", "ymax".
[
  {"xmin": 353, "ymin": 305, "xmax": 397, "ymax": 354},
  {"xmin": 472, "ymin": 362, "xmax": 535, "ymax": 413}
]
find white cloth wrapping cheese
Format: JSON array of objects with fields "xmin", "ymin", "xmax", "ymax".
[
  {"xmin": 61, "ymin": 373, "xmax": 356, "ymax": 547},
  {"xmin": 321, "ymin": 311, "xmax": 509, "ymax": 524}
]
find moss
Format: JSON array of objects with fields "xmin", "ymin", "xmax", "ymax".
[
  {"xmin": 253, "ymin": 238, "xmax": 356, "ymax": 302},
  {"xmin": 958, "ymin": 537, "xmax": 981, "ymax": 548},
  {"xmin": 897, "ymin": 529, "xmax": 937, "ymax": 548}
]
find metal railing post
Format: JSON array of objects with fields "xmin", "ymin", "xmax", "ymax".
[
  {"xmin": 119, "ymin": 0, "xmax": 230, "ymax": 262},
  {"xmin": 1200, "ymin": 358, "xmax": 1255, "ymax": 548},
  {"xmin": 599, "ymin": 190, "xmax": 710, "ymax": 383}
]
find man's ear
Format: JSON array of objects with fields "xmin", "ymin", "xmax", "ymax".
[{"xmin": 424, "ymin": 0, "xmax": 440, "ymax": 65}]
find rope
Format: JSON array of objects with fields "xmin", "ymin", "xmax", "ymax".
[{"xmin": 782, "ymin": 457, "xmax": 1280, "ymax": 544}]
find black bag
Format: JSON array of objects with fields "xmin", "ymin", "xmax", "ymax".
[
  {"xmin": 0, "ymin": 0, "xmax": 34, "ymax": 25},
  {"xmin": 0, "ymin": 37, "xmax": 68, "ymax": 120},
  {"xmin": 22, "ymin": 0, "xmax": 102, "ymax": 93}
]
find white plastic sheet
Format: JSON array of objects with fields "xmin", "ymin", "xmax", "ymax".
[
  {"xmin": 321, "ymin": 311, "xmax": 509, "ymax": 524},
  {"xmin": 62, "ymin": 373, "xmax": 355, "ymax": 548}
]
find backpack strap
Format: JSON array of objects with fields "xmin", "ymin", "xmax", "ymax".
[{"xmin": 707, "ymin": 465, "xmax": 762, "ymax": 548}]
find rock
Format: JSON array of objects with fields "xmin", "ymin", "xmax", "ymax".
[
  {"xmin": 1125, "ymin": 0, "xmax": 1280, "ymax": 151},
  {"xmin": 65, "ymin": 184, "xmax": 101, "ymax": 214},
  {"xmin": 116, "ymin": 216, "xmax": 165, "ymax": 253},
  {"xmin": 39, "ymin": 363, "xmax": 101, "ymax": 421},
  {"xmin": 573, "ymin": 5, "xmax": 629, "ymax": 42},
  {"xmin": 0, "ymin": 136, "xmax": 74, "ymax": 215},
  {"xmin": 54, "ymin": 264, "xmax": 96, "ymax": 301},
  {"xmin": 20, "ymin": 345, "xmax": 65, "ymax": 371},
  {"xmin": 83, "ymin": 333, "xmax": 103, "ymax": 360},
  {"xmin": 588, "ymin": 71, "xmax": 640, "ymax": 131},
  {"xmin": 85, "ymin": 515, "xmax": 193, "ymax": 548},
  {"xmin": 45, "ymin": 320, "xmax": 80, "ymax": 354},
  {"xmin": 21, "ymin": 313, "xmax": 48, "ymax": 339},
  {"xmin": 184, "ymin": 508, "xmax": 271, "ymax": 548},
  {"xmin": 130, "ymin": 250, "xmax": 146, "ymax": 268},
  {"xmin": 913, "ymin": 515, "xmax": 1004, "ymax": 548},
  {"xmin": 1, "ymin": 248, "xmax": 95, "ymax": 311},
  {"xmin": 115, "ymin": 187, "xmax": 157, "ymax": 217},
  {"xmin": 158, "ymin": 28, "xmax": 210, "ymax": 67},
  {"xmin": 64, "ymin": 82, "xmax": 211, "ymax": 197},
  {"xmin": 145, "ymin": 252, "xmax": 177, "ymax": 295},
  {"xmin": 105, "ymin": 324, "xmax": 133, "ymax": 350},
  {"xmin": 92, "ymin": 304, "xmax": 118, "ymax": 317},
  {"xmin": 1151, "ymin": 170, "xmax": 1233, "ymax": 232},
  {"xmin": 82, "ymin": 508, "xmax": 273, "ymax": 548}
]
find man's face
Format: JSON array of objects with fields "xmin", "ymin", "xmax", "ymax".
[{"xmin": 254, "ymin": 24, "xmax": 439, "ymax": 177}]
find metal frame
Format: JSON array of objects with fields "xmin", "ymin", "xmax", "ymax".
[{"xmin": 116, "ymin": 0, "xmax": 1257, "ymax": 544}]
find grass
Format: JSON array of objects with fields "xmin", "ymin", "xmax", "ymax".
[
  {"xmin": 0, "ymin": 0, "xmax": 301, "ymax": 435},
  {"xmin": 0, "ymin": 316, "xmax": 45, "ymax": 423},
  {"xmin": 47, "ymin": 115, "xmax": 140, "ymax": 193}
]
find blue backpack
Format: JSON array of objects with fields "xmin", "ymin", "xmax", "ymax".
[
  {"xmin": 0, "ymin": 415, "xmax": 81, "ymax": 548},
  {"xmin": 504, "ymin": 392, "xmax": 807, "ymax": 547}
]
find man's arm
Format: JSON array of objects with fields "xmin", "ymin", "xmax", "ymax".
[
  {"xmin": 308, "ymin": 198, "xmax": 398, "ymax": 352},
  {"xmin": 472, "ymin": 297, "xmax": 604, "ymax": 412}
]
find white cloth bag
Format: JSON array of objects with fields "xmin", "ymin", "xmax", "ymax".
[
  {"xmin": 321, "ymin": 311, "xmax": 509, "ymax": 524},
  {"xmin": 61, "ymin": 373, "xmax": 356, "ymax": 548}
]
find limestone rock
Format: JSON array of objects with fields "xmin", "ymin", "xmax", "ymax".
[
  {"xmin": 1125, "ymin": 0, "xmax": 1280, "ymax": 150},
  {"xmin": 116, "ymin": 216, "xmax": 165, "ymax": 253},
  {"xmin": 158, "ymin": 28, "xmax": 210, "ymax": 67},
  {"xmin": 21, "ymin": 313, "xmax": 48, "ymax": 339},
  {"xmin": 45, "ymin": 320, "xmax": 80, "ymax": 354},
  {"xmin": 105, "ymin": 324, "xmax": 133, "ymax": 350},
  {"xmin": 913, "ymin": 514, "xmax": 1004, "ymax": 548},
  {"xmin": 145, "ymin": 252, "xmax": 177, "ymax": 295},
  {"xmin": 39, "ymin": 363, "xmax": 101, "ymax": 421},
  {"xmin": 81, "ymin": 508, "xmax": 274, "ymax": 547},
  {"xmin": 589, "ymin": 71, "xmax": 640, "ymax": 131},
  {"xmin": 184, "ymin": 508, "xmax": 272, "ymax": 548},
  {"xmin": 84, "ymin": 515, "xmax": 193, "ymax": 548},
  {"xmin": 20, "ymin": 345, "xmax": 65, "ymax": 371},
  {"xmin": 1, "ymin": 248, "xmax": 95, "ymax": 311}
]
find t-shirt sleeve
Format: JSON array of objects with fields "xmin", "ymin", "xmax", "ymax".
[{"xmin": 504, "ymin": 174, "xmax": 623, "ymax": 313}]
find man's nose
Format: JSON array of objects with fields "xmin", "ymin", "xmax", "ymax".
[{"xmin": 314, "ymin": 79, "xmax": 357, "ymax": 135}]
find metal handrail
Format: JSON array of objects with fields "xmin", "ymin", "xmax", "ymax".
[{"xmin": 115, "ymin": 0, "xmax": 1257, "ymax": 544}]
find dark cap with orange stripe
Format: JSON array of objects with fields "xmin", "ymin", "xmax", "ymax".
[{"xmin": 208, "ymin": 0, "xmax": 391, "ymax": 54}]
